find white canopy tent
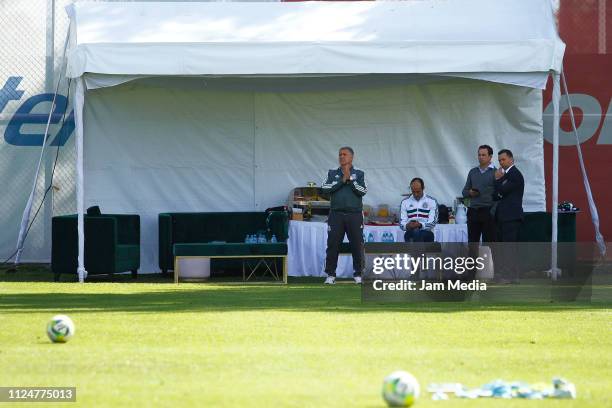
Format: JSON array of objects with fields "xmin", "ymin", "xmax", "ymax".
[{"xmin": 21, "ymin": 0, "xmax": 572, "ymax": 281}]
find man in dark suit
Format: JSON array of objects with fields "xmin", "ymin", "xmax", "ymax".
[
  {"xmin": 493, "ymin": 149, "xmax": 524, "ymax": 282},
  {"xmin": 494, "ymin": 149, "xmax": 524, "ymax": 240}
]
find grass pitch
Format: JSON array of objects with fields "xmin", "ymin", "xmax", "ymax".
[{"xmin": 0, "ymin": 268, "xmax": 611, "ymax": 407}]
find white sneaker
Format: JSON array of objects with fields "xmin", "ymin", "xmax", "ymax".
[
  {"xmin": 354, "ymin": 276, "xmax": 362, "ymax": 284},
  {"xmin": 324, "ymin": 276, "xmax": 336, "ymax": 285}
]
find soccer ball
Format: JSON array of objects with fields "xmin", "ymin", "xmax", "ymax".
[
  {"xmin": 46, "ymin": 315, "xmax": 75, "ymax": 343},
  {"xmin": 382, "ymin": 371, "xmax": 420, "ymax": 407}
]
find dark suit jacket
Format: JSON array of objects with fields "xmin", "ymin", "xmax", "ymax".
[{"xmin": 493, "ymin": 166, "xmax": 524, "ymax": 222}]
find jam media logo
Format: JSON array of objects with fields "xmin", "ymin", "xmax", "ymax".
[{"xmin": 1, "ymin": 76, "xmax": 75, "ymax": 146}]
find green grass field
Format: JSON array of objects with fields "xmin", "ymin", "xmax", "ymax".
[{"xmin": 1, "ymin": 268, "xmax": 611, "ymax": 407}]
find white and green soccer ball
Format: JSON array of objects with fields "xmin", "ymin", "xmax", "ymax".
[
  {"xmin": 382, "ymin": 371, "xmax": 420, "ymax": 407},
  {"xmin": 46, "ymin": 315, "xmax": 75, "ymax": 343}
]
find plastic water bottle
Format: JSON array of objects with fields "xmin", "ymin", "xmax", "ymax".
[
  {"xmin": 382, "ymin": 232, "xmax": 394, "ymax": 242},
  {"xmin": 270, "ymin": 234, "xmax": 278, "ymax": 243},
  {"xmin": 257, "ymin": 233, "xmax": 266, "ymax": 243},
  {"xmin": 367, "ymin": 232, "xmax": 375, "ymax": 242},
  {"xmin": 244, "ymin": 234, "xmax": 250, "ymax": 243}
]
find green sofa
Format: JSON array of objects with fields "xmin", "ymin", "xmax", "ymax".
[
  {"xmin": 518, "ymin": 211, "xmax": 578, "ymax": 272},
  {"xmin": 51, "ymin": 214, "xmax": 140, "ymax": 281},
  {"xmin": 158, "ymin": 211, "xmax": 289, "ymax": 275},
  {"xmin": 519, "ymin": 211, "xmax": 577, "ymax": 242}
]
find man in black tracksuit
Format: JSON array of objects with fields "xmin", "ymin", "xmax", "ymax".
[{"xmin": 321, "ymin": 146, "xmax": 367, "ymax": 284}]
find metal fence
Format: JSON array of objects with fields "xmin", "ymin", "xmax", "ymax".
[{"xmin": 0, "ymin": 0, "xmax": 74, "ymax": 261}]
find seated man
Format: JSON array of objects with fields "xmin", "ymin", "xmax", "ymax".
[{"xmin": 400, "ymin": 177, "xmax": 439, "ymax": 242}]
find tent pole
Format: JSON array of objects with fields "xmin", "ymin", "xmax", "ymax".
[
  {"xmin": 74, "ymin": 77, "xmax": 87, "ymax": 283},
  {"xmin": 561, "ymin": 71, "xmax": 606, "ymax": 256},
  {"xmin": 43, "ymin": 0, "xmax": 56, "ymax": 263},
  {"xmin": 550, "ymin": 72, "xmax": 561, "ymax": 280}
]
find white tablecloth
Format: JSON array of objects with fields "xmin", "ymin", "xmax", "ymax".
[{"xmin": 287, "ymin": 221, "xmax": 467, "ymax": 277}]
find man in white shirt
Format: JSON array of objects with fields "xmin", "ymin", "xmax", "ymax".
[{"xmin": 400, "ymin": 178, "xmax": 439, "ymax": 242}]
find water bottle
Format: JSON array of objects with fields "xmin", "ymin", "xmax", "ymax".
[
  {"xmin": 367, "ymin": 232, "xmax": 375, "ymax": 242},
  {"xmin": 270, "ymin": 234, "xmax": 278, "ymax": 243},
  {"xmin": 257, "ymin": 233, "xmax": 266, "ymax": 243},
  {"xmin": 244, "ymin": 234, "xmax": 250, "ymax": 243}
]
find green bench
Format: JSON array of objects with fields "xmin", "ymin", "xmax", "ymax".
[{"xmin": 173, "ymin": 242, "xmax": 288, "ymax": 283}]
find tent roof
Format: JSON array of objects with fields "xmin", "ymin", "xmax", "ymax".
[{"xmin": 66, "ymin": 0, "xmax": 565, "ymax": 86}]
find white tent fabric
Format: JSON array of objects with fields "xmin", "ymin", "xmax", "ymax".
[
  {"xmin": 58, "ymin": 0, "xmax": 566, "ymax": 281},
  {"xmin": 83, "ymin": 72, "xmax": 553, "ymax": 92},
  {"xmin": 82, "ymin": 76, "xmax": 546, "ymax": 273},
  {"xmin": 66, "ymin": 1, "xmax": 564, "ymax": 85}
]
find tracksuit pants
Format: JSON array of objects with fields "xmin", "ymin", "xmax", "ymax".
[{"xmin": 325, "ymin": 211, "xmax": 364, "ymax": 277}]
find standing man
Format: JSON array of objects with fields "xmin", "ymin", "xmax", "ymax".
[
  {"xmin": 400, "ymin": 178, "xmax": 438, "ymax": 242},
  {"xmin": 462, "ymin": 145, "xmax": 497, "ymax": 243},
  {"xmin": 321, "ymin": 146, "xmax": 367, "ymax": 284},
  {"xmin": 494, "ymin": 149, "xmax": 524, "ymax": 241},
  {"xmin": 494, "ymin": 149, "xmax": 525, "ymax": 282}
]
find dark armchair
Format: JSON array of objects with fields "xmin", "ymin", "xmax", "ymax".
[{"xmin": 51, "ymin": 214, "xmax": 140, "ymax": 281}]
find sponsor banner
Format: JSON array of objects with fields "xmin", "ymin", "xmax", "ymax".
[{"xmin": 543, "ymin": 54, "xmax": 612, "ymax": 242}]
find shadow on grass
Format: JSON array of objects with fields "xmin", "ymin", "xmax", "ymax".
[
  {"xmin": 1, "ymin": 264, "xmax": 610, "ymax": 314},
  {"xmin": 0, "ymin": 264, "xmax": 174, "ymax": 283},
  {"xmin": 1, "ymin": 284, "xmax": 610, "ymax": 314}
]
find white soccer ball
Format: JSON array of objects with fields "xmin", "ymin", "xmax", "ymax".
[
  {"xmin": 46, "ymin": 315, "xmax": 75, "ymax": 343},
  {"xmin": 382, "ymin": 371, "xmax": 420, "ymax": 407}
]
